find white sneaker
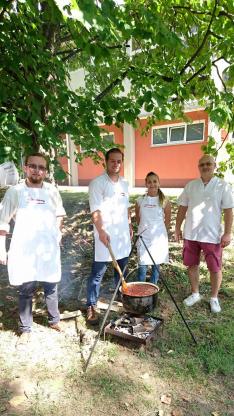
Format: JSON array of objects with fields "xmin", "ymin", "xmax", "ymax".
[
  {"xmin": 210, "ymin": 298, "xmax": 221, "ymax": 313},
  {"xmin": 183, "ymin": 293, "xmax": 201, "ymax": 307}
]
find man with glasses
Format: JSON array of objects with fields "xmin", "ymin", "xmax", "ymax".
[
  {"xmin": 0, "ymin": 153, "xmax": 66, "ymax": 343},
  {"xmin": 175, "ymin": 155, "xmax": 233, "ymax": 313}
]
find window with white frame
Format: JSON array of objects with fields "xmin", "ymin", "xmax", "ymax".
[
  {"xmin": 102, "ymin": 132, "xmax": 115, "ymax": 144},
  {"xmin": 152, "ymin": 121, "xmax": 205, "ymax": 146},
  {"xmin": 80, "ymin": 132, "xmax": 114, "ymax": 152}
]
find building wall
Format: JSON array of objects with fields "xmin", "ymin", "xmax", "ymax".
[
  {"xmin": 59, "ymin": 109, "xmax": 209, "ymax": 187},
  {"xmin": 59, "ymin": 157, "xmax": 69, "ymax": 182},
  {"xmin": 77, "ymin": 125, "xmax": 124, "ymax": 185},
  {"xmin": 135, "ymin": 110, "xmax": 209, "ymax": 187}
]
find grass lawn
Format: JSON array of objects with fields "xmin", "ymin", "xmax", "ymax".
[
  {"xmin": 60, "ymin": 190, "xmax": 234, "ymax": 415},
  {"xmin": 0, "ymin": 190, "xmax": 233, "ymax": 416}
]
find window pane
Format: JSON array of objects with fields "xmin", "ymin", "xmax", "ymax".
[
  {"xmin": 186, "ymin": 123, "xmax": 204, "ymax": 141},
  {"xmin": 102, "ymin": 133, "xmax": 114, "ymax": 143},
  {"xmin": 170, "ymin": 127, "xmax": 185, "ymax": 142},
  {"xmin": 81, "ymin": 133, "xmax": 114, "ymax": 152},
  {"xmin": 153, "ymin": 128, "xmax": 167, "ymax": 145}
]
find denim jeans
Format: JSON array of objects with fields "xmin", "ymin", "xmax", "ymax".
[
  {"xmin": 87, "ymin": 257, "xmax": 128, "ymax": 306},
  {"xmin": 18, "ymin": 281, "xmax": 60, "ymax": 333},
  {"xmin": 137, "ymin": 264, "xmax": 160, "ymax": 284}
]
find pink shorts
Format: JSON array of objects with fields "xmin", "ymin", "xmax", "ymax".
[{"xmin": 183, "ymin": 239, "xmax": 222, "ymax": 273}]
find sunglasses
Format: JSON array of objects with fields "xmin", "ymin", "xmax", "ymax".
[
  {"xmin": 198, "ymin": 162, "xmax": 214, "ymax": 167},
  {"xmin": 27, "ymin": 163, "xmax": 47, "ymax": 172}
]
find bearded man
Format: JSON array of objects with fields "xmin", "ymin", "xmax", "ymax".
[{"xmin": 0, "ymin": 153, "xmax": 66, "ymax": 341}]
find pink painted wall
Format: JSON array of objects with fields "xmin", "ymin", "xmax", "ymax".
[
  {"xmin": 135, "ymin": 110, "xmax": 209, "ymax": 187},
  {"xmin": 78, "ymin": 125, "xmax": 124, "ymax": 185},
  {"xmin": 59, "ymin": 110, "xmax": 209, "ymax": 187}
]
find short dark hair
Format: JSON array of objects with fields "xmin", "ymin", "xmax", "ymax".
[
  {"xmin": 105, "ymin": 148, "xmax": 124, "ymax": 163},
  {"xmin": 24, "ymin": 153, "xmax": 49, "ymax": 169}
]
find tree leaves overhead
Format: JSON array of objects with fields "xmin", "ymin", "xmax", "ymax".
[{"xmin": 0, "ymin": 0, "xmax": 233, "ymax": 172}]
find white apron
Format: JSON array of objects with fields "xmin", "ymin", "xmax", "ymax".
[
  {"xmin": 137, "ymin": 195, "xmax": 169, "ymax": 265},
  {"xmin": 8, "ymin": 186, "xmax": 61, "ymax": 285},
  {"xmin": 94, "ymin": 179, "xmax": 131, "ymax": 261},
  {"xmin": 89, "ymin": 173, "xmax": 131, "ymax": 262}
]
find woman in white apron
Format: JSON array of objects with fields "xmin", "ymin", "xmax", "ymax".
[{"xmin": 135, "ymin": 172, "xmax": 171, "ymax": 284}]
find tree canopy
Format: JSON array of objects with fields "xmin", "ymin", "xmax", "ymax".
[{"xmin": 0, "ymin": 0, "xmax": 233, "ymax": 175}]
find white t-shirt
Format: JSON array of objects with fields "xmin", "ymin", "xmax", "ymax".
[
  {"xmin": 89, "ymin": 173, "xmax": 131, "ymax": 261},
  {"xmin": 178, "ymin": 177, "xmax": 234, "ymax": 243},
  {"xmin": 0, "ymin": 181, "xmax": 66, "ymax": 285}
]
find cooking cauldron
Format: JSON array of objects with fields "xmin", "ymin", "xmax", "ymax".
[{"xmin": 119, "ymin": 282, "xmax": 159, "ymax": 315}]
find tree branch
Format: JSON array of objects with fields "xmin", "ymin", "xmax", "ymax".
[
  {"xmin": 209, "ymin": 30, "xmax": 224, "ymax": 40},
  {"xmin": 185, "ymin": 64, "xmax": 208, "ymax": 85},
  {"xmin": 213, "ymin": 62, "xmax": 227, "ymax": 92},
  {"xmin": 56, "ymin": 47, "xmax": 82, "ymax": 56},
  {"xmin": 60, "ymin": 40, "xmax": 127, "ymax": 62},
  {"xmin": 93, "ymin": 61, "xmax": 174, "ymax": 104},
  {"xmin": 173, "ymin": 5, "xmax": 234, "ymax": 21},
  {"xmin": 133, "ymin": 67, "xmax": 173, "ymax": 82},
  {"xmin": 3, "ymin": 67, "xmax": 24, "ymax": 86},
  {"xmin": 1, "ymin": 105, "xmax": 32, "ymax": 132},
  {"xmin": 218, "ymin": 10, "xmax": 234, "ymax": 20},
  {"xmin": 15, "ymin": 116, "xmax": 32, "ymax": 132},
  {"xmin": 180, "ymin": 0, "xmax": 218, "ymax": 76},
  {"xmin": 184, "ymin": 56, "xmax": 225, "ymax": 85},
  {"xmin": 59, "ymin": 34, "xmax": 98, "ymax": 61},
  {"xmin": 0, "ymin": 0, "xmax": 14, "ymax": 21},
  {"xmin": 212, "ymin": 56, "xmax": 226, "ymax": 64},
  {"xmin": 94, "ymin": 69, "xmax": 130, "ymax": 102},
  {"xmin": 57, "ymin": 34, "xmax": 73, "ymax": 44},
  {"xmin": 101, "ymin": 43, "xmax": 127, "ymax": 50},
  {"xmin": 173, "ymin": 6, "xmax": 205, "ymax": 15},
  {"xmin": 216, "ymin": 125, "xmax": 231, "ymax": 153},
  {"xmin": 61, "ymin": 49, "xmax": 82, "ymax": 62}
]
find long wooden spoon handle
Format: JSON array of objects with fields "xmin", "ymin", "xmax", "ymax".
[{"xmin": 107, "ymin": 243, "xmax": 127, "ymax": 287}]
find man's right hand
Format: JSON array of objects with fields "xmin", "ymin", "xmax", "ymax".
[
  {"xmin": 174, "ymin": 228, "xmax": 182, "ymax": 243},
  {"xmin": 98, "ymin": 229, "xmax": 110, "ymax": 247},
  {"xmin": 0, "ymin": 234, "xmax": 7, "ymax": 265},
  {"xmin": 0, "ymin": 248, "xmax": 7, "ymax": 265}
]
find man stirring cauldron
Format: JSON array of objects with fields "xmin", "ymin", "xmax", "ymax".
[{"xmin": 86, "ymin": 148, "xmax": 132, "ymax": 324}]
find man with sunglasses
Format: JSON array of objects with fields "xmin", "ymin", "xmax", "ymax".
[
  {"xmin": 175, "ymin": 155, "xmax": 233, "ymax": 313},
  {"xmin": 0, "ymin": 153, "xmax": 66, "ymax": 342}
]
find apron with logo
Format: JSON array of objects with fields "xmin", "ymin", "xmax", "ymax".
[
  {"xmin": 7, "ymin": 186, "xmax": 61, "ymax": 285},
  {"xmin": 94, "ymin": 178, "xmax": 131, "ymax": 261},
  {"xmin": 137, "ymin": 195, "xmax": 169, "ymax": 265}
]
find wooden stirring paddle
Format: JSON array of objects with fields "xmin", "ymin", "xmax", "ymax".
[{"xmin": 107, "ymin": 242, "xmax": 128, "ymax": 293}]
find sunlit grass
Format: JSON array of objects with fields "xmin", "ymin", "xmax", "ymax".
[{"xmin": 0, "ymin": 190, "xmax": 233, "ymax": 416}]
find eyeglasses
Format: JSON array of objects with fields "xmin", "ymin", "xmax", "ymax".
[
  {"xmin": 27, "ymin": 164, "xmax": 47, "ymax": 172},
  {"xmin": 198, "ymin": 162, "xmax": 214, "ymax": 167}
]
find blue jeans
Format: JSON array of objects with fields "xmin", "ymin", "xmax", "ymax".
[
  {"xmin": 18, "ymin": 281, "xmax": 60, "ymax": 333},
  {"xmin": 137, "ymin": 265, "xmax": 160, "ymax": 284},
  {"xmin": 87, "ymin": 257, "xmax": 128, "ymax": 306}
]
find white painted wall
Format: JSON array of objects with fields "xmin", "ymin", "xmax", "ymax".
[
  {"xmin": 69, "ymin": 69, "xmax": 86, "ymax": 91},
  {"xmin": 123, "ymin": 123, "xmax": 135, "ymax": 187},
  {"xmin": 67, "ymin": 135, "xmax": 79, "ymax": 185}
]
